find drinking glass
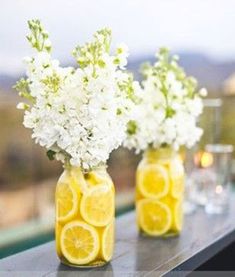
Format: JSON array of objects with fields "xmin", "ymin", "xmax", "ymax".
[{"xmin": 204, "ymin": 144, "xmax": 233, "ymax": 214}]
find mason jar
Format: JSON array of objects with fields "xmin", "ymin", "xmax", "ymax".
[
  {"xmin": 136, "ymin": 147, "xmax": 184, "ymax": 237},
  {"xmin": 55, "ymin": 165, "xmax": 115, "ymax": 267}
]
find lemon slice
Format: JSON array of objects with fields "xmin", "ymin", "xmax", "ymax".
[
  {"xmin": 161, "ymin": 194, "xmax": 174, "ymax": 209},
  {"xmin": 171, "ymin": 176, "xmax": 184, "ymax": 199},
  {"xmin": 85, "ymin": 171, "xmax": 102, "ymax": 186},
  {"xmin": 80, "ymin": 184, "xmax": 114, "ymax": 227},
  {"xmin": 137, "ymin": 164, "xmax": 169, "ymax": 199},
  {"xmin": 137, "ymin": 199, "xmax": 171, "ymax": 236},
  {"xmin": 136, "ymin": 185, "xmax": 144, "ymax": 202},
  {"xmin": 86, "ymin": 170, "xmax": 113, "ymax": 188},
  {"xmin": 101, "ymin": 220, "xmax": 115, "ymax": 262},
  {"xmin": 55, "ymin": 222, "xmax": 62, "ymax": 257},
  {"xmin": 169, "ymin": 158, "xmax": 184, "ymax": 199},
  {"xmin": 70, "ymin": 167, "xmax": 89, "ymax": 194},
  {"xmin": 172, "ymin": 200, "xmax": 183, "ymax": 232},
  {"xmin": 60, "ymin": 220, "xmax": 99, "ymax": 265},
  {"xmin": 56, "ymin": 181, "xmax": 79, "ymax": 223}
]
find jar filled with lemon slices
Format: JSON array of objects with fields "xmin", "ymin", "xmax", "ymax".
[
  {"xmin": 55, "ymin": 165, "xmax": 115, "ymax": 267},
  {"xmin": 15, "ymin": 19, "xmax": 140, "ymax": 268},
  {"xmin": 136, "ymin": 147, "xmax": 185, "ymax": 237}
]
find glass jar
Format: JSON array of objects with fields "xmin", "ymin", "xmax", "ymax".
[
  {"xmin": 136, "ymin": 147, "xmax": 185, "ymax": 237},
  {"xmin": 204, "ymin": 144, "xmax": 233, "ymax": 214},
  {"xmin": 55, "ymin": 165, "xmax": 115, "ymax": 267}
]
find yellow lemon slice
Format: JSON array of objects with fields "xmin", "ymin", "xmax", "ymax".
[
  {"xmin": 171, "ymin": 176, "xmax": 184, "ymax": 199},
  {"xmin": 55, "ymin": 222, "xmax": 62, "ymax": 257},
  {"xmin": 137, "ymin": 164, "xmax": 169, "ymax": 199},
  {"xmin": 169, "ymin": 158, "xmax": 185, "ymax": 199},
  {"xmin": 101, "ymin": 220, "xmax": 115, "ymax": 262},
  {"xmin": 161, "ymin": 194, "xmax": 175, "ymax": 209},
  {"xmin": 136, "ymin": 185, "xmax": 144, "ymax": 202},
  {"xmin": 172, "ymin": 200, "xmax": 183, "ymax": 232},
  {"xmin": 60, "ymin": 220, "xmax": 99, "ymax": 265},
  {"xmin": 85, "ymin": 172, "xmax": 102, "ymax": 186},
  {"xmin": 56, "ymin": 181, "xmax": 80, "ymax": 223},
  {"xmin": 70, "ymin": 167, "xmax": 89, "ymax": 194},
  {"xmin": 85, "ymin": 171, "xmax": 113, "ymax": 188},
  {"xmin": 80, "ymin": 185, "xmax": 114, "ymax": 227},
  {"xmin": 137, "ymin": 199, "xmax": 171, "ymax": 236}
]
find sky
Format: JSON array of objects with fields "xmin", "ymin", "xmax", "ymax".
[{"xmin": 1, "ymin": 0, "xmax": 235, "ymax": 75}]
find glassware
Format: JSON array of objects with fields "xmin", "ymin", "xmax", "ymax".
[
  {"xmin": 55, "ymin": 165, "xmax": 115, "ymax": 267},
  {"xmin": 204, "ymin": 144, "xmax": 233, "ymax": 214},
  {"xmin": 184, "ymin": 147, "xmax": 197, "ymax": 214},
  {"xmin": 136, "ymin": 147, "xmax": 184, "ymax": 237},
  {"xmin": 200, "ymin": 99, "xmax": 223, "ymax": 145},
  {"xmin": 188, "ymin": 99, "xmax": 223, "ymax": 207}
]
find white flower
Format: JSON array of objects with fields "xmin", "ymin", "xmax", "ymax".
[
  {"xmin": 199, "ymin": 88, "xmax": 208, "ymax": 97},
  {"xmin": 115, "ymin": 43, "xmax": 129, "ymax": 69},
  {"xmin": 17, "ymin": 102, "xmax": 27, "ymax": 110},
  {"xmin": 116, "ymin": 43, "xmax": 129, "ymax": 54},
  {"xmin": 124, "ymin": 48, "xmax": 206, "ymax": 152},
  {"xmin": 15, "ymin": 22, "xmax": 139, "ymax": 170}
]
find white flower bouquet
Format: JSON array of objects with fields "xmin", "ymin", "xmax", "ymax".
[
  {"xmin": 124, "ymin": 48, "xmax": 207, "ymax": 152},
  {"xmin": 15, "ymin": 20, "xmax": 140, "ymax": 170}
]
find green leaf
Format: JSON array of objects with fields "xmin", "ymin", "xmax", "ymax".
[
  {"xmin": 127, "ymin": 120, "xmax": 137, "ymax": 135},
  {"xmin": 116, "ymin": 108, "xmax": 122, "ymax": 115},
  {"xmin": 46, "ymin": 150, "xmax": 56, "ymax": 161}
]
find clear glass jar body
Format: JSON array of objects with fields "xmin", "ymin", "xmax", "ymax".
[
  {"xmin": 55, "ymin": 165, "xmax": 115, "ymax": 267},
  {"xmin": 136, "ymin": 147, "xmax": 185, "ymax": 237},
  {"xmin": 205, "ymin": 144, "xmax": 233, "ymax": 214}
]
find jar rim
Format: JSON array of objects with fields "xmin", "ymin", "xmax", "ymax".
[
  {"xmin": 205, "ymin": 144, "xmax": 234, "ymax": 154},
  {"xmin": 144, "ymin": 146, "xmax": 177, "ymax": 159}
]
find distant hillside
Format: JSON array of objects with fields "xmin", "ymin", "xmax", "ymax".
[
  {"xmin": 0, "ymin": 74, "xmax": 20, "ymax": 93},
  {"xmin": 1, "ymin": 52, "xmax": 235, "ymax": 96}
]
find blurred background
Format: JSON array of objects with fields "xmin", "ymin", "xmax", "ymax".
[{"xmin": 1, "ymin": 0, "xmax": 235, "ymax": 258}]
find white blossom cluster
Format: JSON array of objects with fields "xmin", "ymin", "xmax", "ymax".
[
  {"xmin": 15, "ymin": 20, "xmax": 140, "ymax": 170},
  {"xmin": 124, "ymin": 48, "xmax": 207, "ymax": 153}
]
